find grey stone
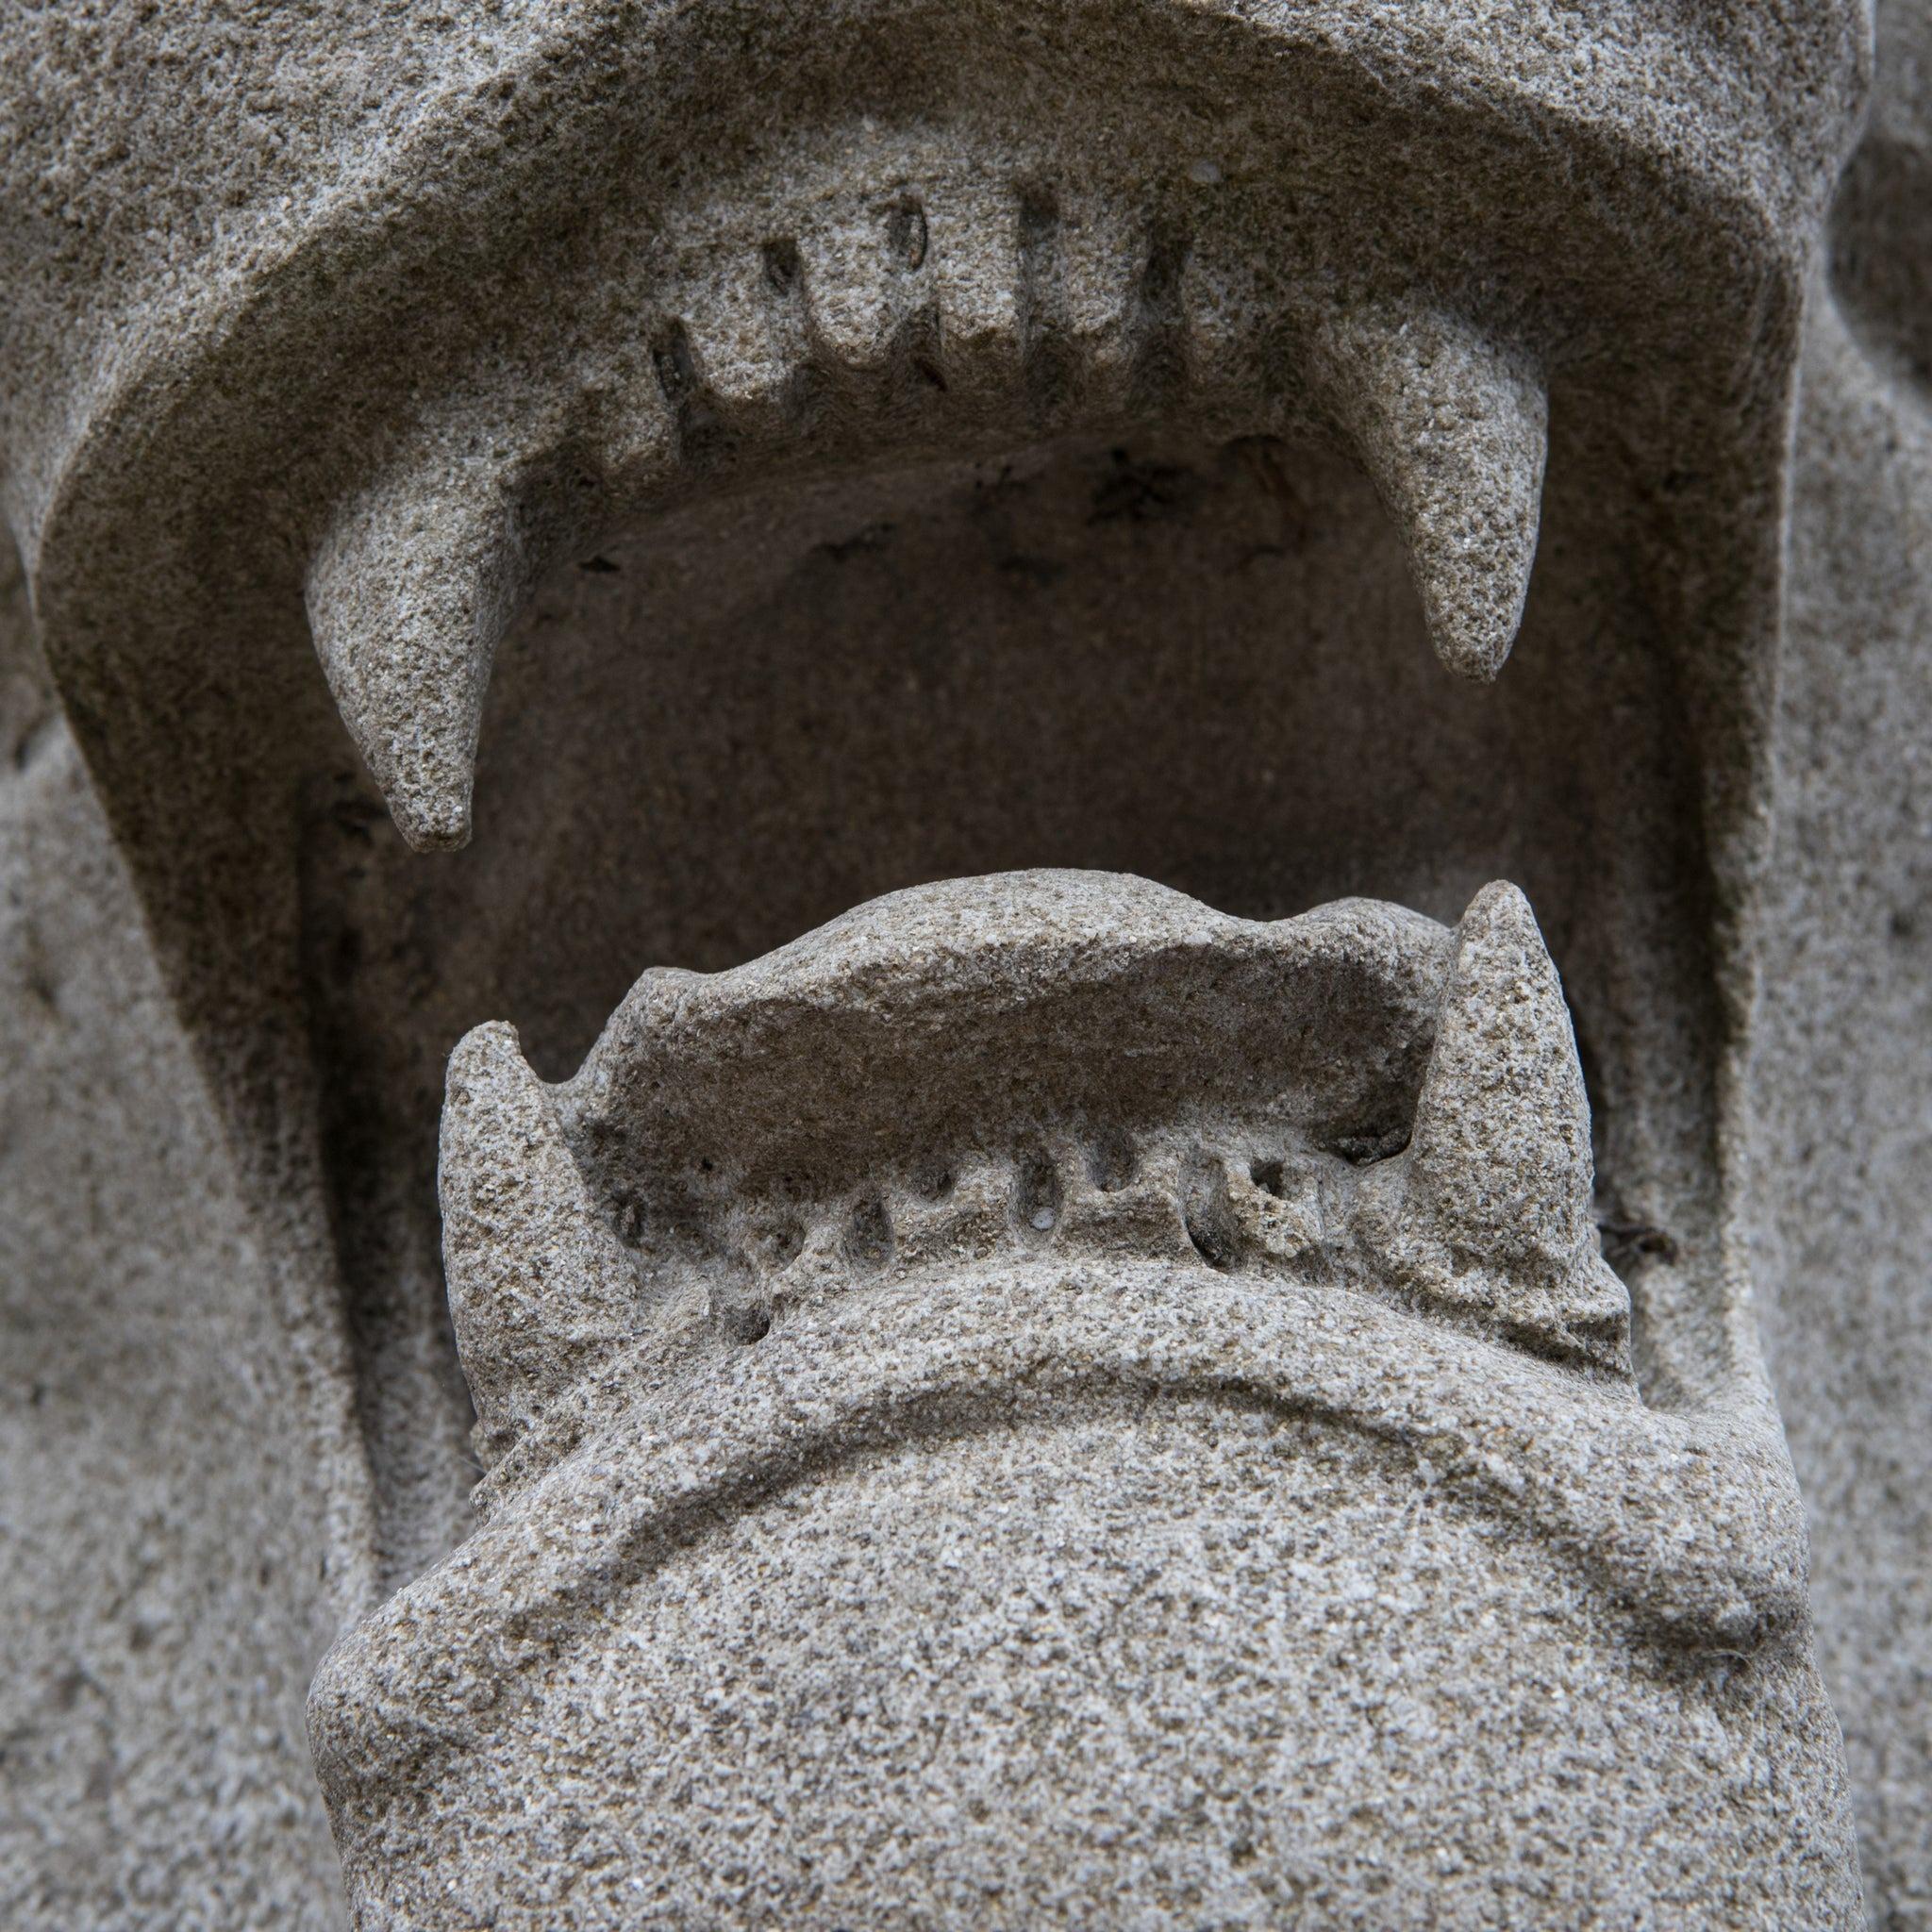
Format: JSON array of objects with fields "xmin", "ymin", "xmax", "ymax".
[
  {"xmin": 0, "ymin": 0, "xmax": 1925, "ymax": 1924},
  {"xmin": 1756, "ymin": 5, "xmax": 1932, "ymax": 1918},
  {"xmin": 308, "ymin": 870, "xmax": 1857, "ymax": 1924}
]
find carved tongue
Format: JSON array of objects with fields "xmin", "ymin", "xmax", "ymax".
[
  {"xmin": 1407, "ymin": 880, "xmax": 1595, "ymax": 1276},
  {"xmin": 305, "ymin": 452, "xmax": 534, "ymax": 852},
  {"xmin": 1317, "ymin": 303, "xmax": 1548, "ymax": 682},
  {"xmin": 440, "ymin": 1022, "xmax": 641, "ymax": 1467}
]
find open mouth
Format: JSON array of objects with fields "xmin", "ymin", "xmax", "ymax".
[{"xmin": 9, "ymin": 0, "xmax": 1865, "ymax": 1607}]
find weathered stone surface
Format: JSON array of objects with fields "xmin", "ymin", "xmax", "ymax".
[
  {"xmin": 0, "ymin": 0, "xmax": 1924, "ymax": 1924},
  {"xmin": 311, "ymin": 871, "xmax": 1854, "ymax": 1927},
  {"xmin": 1755, "ymin": 7, "xmax": 1932, "ymax": 1916},
  {"xmin": 0, "ymin": 555, "xmax": 351, "ymax": 1929}
]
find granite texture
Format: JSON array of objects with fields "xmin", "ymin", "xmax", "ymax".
[
  {"xmin": 311, "ymin": 872, "xmax": 1858, "ymax": 1925},
  {"xmin": 0, "ymin": 549, "xmax": 350, "ymax": 1927},
  {"xmin": 0, "ymin": 0, "xmax": 1924, "ymax": 1924},
  {"xmin": 1753, "ymin": 6, "xmax": 1932, "ymax": 1918}
]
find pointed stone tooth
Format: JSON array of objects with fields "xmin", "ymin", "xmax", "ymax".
[
  {"xmin": 689, "ymin": 252, "xmax": 794, "ymax": 413},
  {"xmin": 1055, "ymin": 190, "xmax": 1142, "ymax": 400},
  {"xmin": 1186, "ymin": 254, "xmax": 1282, "ymax": 423},
  {"xmin": 591, "ymin": 353, "xmax": 679, "ymax": 495},
  {"xmin": 1319, "ymin": 304, "xmax": 1548, "ymax": 682},
  {"xmin": 306, "ymin": 455, "xmax": 532, "ymax": 852},
  {"xmin": 1407, "ymin": 881, "xmax": 1594, "ymax": 1277},
  {"xmin": 439, "ymin": 1022, "xmax": 641, "ymax": 1468}
]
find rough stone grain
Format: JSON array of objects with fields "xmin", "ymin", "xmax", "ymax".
[{"xmin": 0, "ymin": 0, "xmax": 1924, "ymax": 1924}]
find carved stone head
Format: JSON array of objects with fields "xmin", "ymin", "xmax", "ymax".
[{"xmin": 4, "ymin": 0, "xmax": 1923, "ymax": 1926}]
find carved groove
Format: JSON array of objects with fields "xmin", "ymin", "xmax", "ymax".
[
  {"xmin": 1181, "ymin": 1151, "xmax": 1242, "ymax": 1271},
  {"xmin": 650, "ymin": 319, "xmax": 729, "ymax": 463},
  {"xmin": 1127, "ymin": 218, "xmax": 1191, "ymax": 414},
  {"xmin": 1011, "ymin": 1144, "xmax": 1063, "ymax": 1243},
  {"xmin": 758, "ymin": 236, "xmax": 829, "ymax": 427},
  {"xmin": 844, "ymin": 1192, "xmax": 895, "ymax": 1271}
]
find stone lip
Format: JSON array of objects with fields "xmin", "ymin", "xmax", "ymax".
[{"xmin": 308, "ymin": 1255, "xmax": 1807, "ymax": 1821}]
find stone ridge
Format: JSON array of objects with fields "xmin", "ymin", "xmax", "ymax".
[{"xmin": 309, "ymin": 1260, "xmax": 1809, "ymax": 1858}]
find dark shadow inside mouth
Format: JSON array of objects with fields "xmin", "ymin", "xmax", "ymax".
[{"xmin": 297, "ymin": 409, "xmax": 1730, "ymax": 1581}]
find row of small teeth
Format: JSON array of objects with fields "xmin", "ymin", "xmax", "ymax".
[
  {"xmin": 305, "ymin": 190, "xmax": 1549, "ymax": 854},
  {"xmin": 439, "ymin": 883, "xmax": 1629, "ymax": 1476}
]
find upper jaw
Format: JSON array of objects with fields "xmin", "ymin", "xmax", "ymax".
[
  {"xmin": 284, "ymin": 0, "xmax": 1864, "ymax": 854},
  {"xmin": 11, "ymin": 0, "xmax": 1866, "ymax": 843}
]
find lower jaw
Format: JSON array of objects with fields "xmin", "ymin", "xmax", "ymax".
[
  {"xmin": 305, "ymin": 827, "xmax": 1845, "ymax": 1927},
  {"xmin": 305, "ymin": 835, "xmax": 1840, "ymax": 1926},
  {"xmin": 306, "ymin": 1258, "xmax": 1849, "ymax": 1930}
]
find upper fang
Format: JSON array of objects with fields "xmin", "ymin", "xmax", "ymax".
[
  {"xmin": 305, "ymin": 448, "xmax": 534, "ymax": 852},
  {"xmin": 1316, "ymin": 300, "xmax": 1549, "ymax": 683}
]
